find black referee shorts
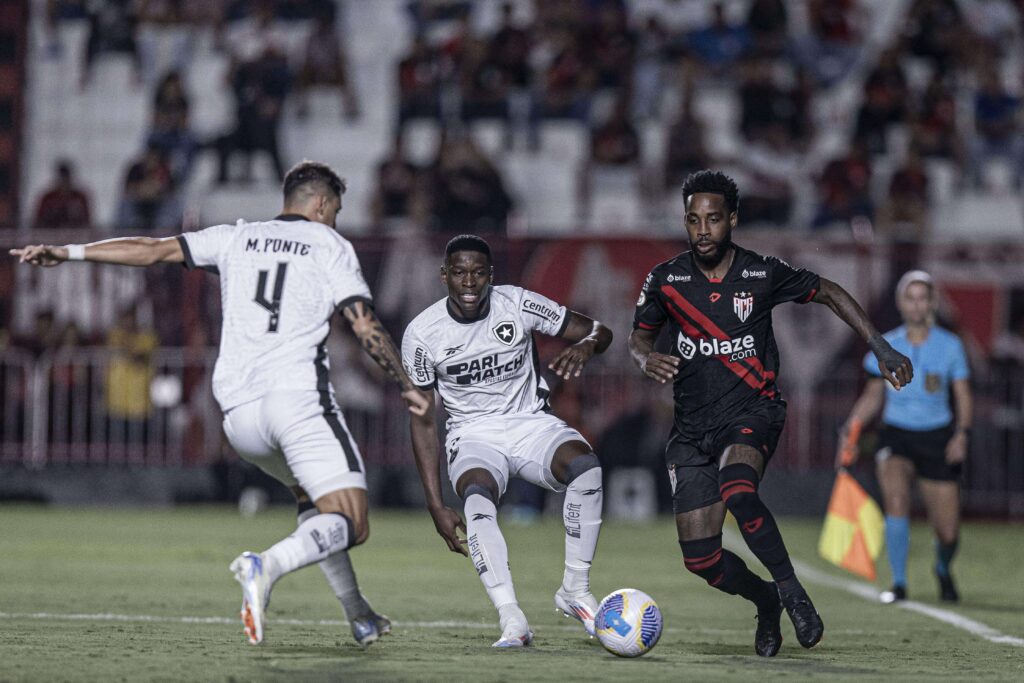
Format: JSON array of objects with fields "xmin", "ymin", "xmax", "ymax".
[
  {"xmin": 666, "ymin": 401, "xmax": 787, "ymax": 514},
  {"xmin": 876, "ymin": 424, "xmax": 961, "ymax": 482}
]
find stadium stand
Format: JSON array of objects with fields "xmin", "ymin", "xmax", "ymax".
[{"xmin": 3, "ymin": 0, "xmax": 1024, "ymax": 519}]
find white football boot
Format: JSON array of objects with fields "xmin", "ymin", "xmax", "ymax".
[
  {"xmin": 349, "ymin": 611, "xmax": 392, "ymax": 647},
  {"xmin": 492, "ymin": 605, "xmax": 533, "ymax": 648},
  {"xmin": 230, "ymin": 552, "xmax": 273, "ymax": 645},
  {"xmin": 554, "ymin": 588, "xmax": 598, "ymax": 637}
]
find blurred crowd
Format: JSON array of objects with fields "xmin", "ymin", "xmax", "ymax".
[
  {"xmin": 382, "ymin": 0, "xmax": 1024, "ymax": 237},
  {"xmin": 40, "ymin": 0, "xmax": 357, "ymax": 234},
  {"xmin": 32, "ymin": 0, "xmax": 1024, "ymax": 241},
  {"xmin": 23, "ymin": 0, "xmax": 1024, "ymax": 388},
  {"xmin": 0, "ymin": 298, "xmax": 390, "ymax": 455},
  {"xmin": 10, "ymin": 0, "xmax": 1024, "ymax": 506},
  {"xmin": 18, "ymin": 0, "xmax": 1024, "ymax": 329},
  {"xmin": 3, "ymin": 304, "xmax": 162, "ymax": 446}
]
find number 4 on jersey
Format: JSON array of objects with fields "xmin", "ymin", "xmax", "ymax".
[{"xmin": 254, "ymin": 263, "xmax": 288, "ymax": 332}]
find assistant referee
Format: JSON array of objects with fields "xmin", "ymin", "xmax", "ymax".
[{"xmin": 839, "ymin": 271, "xmax": 972, "ymax": 603}]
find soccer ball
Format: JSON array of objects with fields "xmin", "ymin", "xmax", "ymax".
[{"xmin": 594, "ymin": 588, "xmax": 663, "ymax": 657}]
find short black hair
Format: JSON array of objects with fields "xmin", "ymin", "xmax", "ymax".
[
  {"xmin": 283, "ymin": 160, "xmax": 346, "ymax": 202},
  {"xmin": 444, "ymin": 234, "xmax": 491, "ymax": 264},
  {"xmin": 681, "ymin": 170, "xmax": 739, "ymax": 214}
]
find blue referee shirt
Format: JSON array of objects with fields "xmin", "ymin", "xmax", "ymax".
[{"xmin": 863, "ymin": 325, "xmax": 969, "ymax": 431}]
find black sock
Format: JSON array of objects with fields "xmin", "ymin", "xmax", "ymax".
[
  {"xmin": 720, "ymin": 463, "xmax": 796, "ymax": 584},
  {"xmin": 680, "ymin": 535, "xmax": 775, "ymax": 610},
  {"xmin": 936, "ymin": 538, "xmax": 959, "ymax": 577}
]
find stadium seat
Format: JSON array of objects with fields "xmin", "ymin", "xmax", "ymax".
[
  {"xmin": 503, "ymin": 153, "xmax": 576, "ymax": 232},
  {"xmin": 539, "ymin": 122, "xmax": 588, "ymax": 168},
  {"xmin": 24, "ymin": 21, "xmax": 147, "ymax": 226},
  {"xmin": 925, "ymin": 159, "xmax": 958, "ymax": 206},
  {"xmin": 587, "ymin": 170, "xmax": 645, "ymax": 234},
  {"xmin": 693, "ymin": 87, "xmax": 741, "ymax": 159},
  {"xmin": 464, "ymin": 120, "xmax": 506, "ymax": 158},
  {"xmin": 933, "ymin": 191, "xmax": 1024, "ymax": 239},
  {"xmin": 404, "ymin": 120, "xmax": 443, "ymax": 166}
]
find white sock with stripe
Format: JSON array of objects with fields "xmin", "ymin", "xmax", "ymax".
[
  {"xmin": 562, "ymin": 467, "xmax": 603, "ymax": 594},
  {"xmin": 262, "ymin": 512, "xmax": 352, "ymax": 584},
  {"xmin": 464, "ymin": 493, "xmax": 518, "ymax": 612},
  {"xmin": 297, "ymin": 506, "xmax": 371, "ymax": 619}
]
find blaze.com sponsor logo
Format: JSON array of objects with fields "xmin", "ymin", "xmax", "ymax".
[{"xmin": 677, "ymin": 333, "xmax": 757, "ymax": 362}]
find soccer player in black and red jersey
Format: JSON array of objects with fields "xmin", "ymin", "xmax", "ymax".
[{"xmin": 628, "ymin": 171, "xmax": 913, "ymax": 657}]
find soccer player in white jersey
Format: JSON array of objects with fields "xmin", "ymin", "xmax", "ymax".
[
  {"xmin": 402, "ymin": 235, "xmax": 613, "ymax": 647},
  {"xmin": 11, "ymin": 161, "xmax": 430, "ymax": 648}
]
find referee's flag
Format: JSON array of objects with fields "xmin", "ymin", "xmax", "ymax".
[{"xmin": 818, "ymin": 471, "xmax": 885, "ymax": 581}]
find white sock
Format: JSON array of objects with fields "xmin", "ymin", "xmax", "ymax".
[
  {"xmin": 465, "ymin": 494, "xmax": 518, "ymax": 610},
  {"xmin": 498, "ymin": 603, "xmax": 528, "ymax": 632},
  {"xmin": 297, "ymin": 508, "xmax": 371, "ymax": 619},
  {"xmin": 262, "ymin": 512, "xmax": 352, "ymax": 584},
  {"xmin": 562, "ymin": 467, "xmax": 603, "ymax": 594}
]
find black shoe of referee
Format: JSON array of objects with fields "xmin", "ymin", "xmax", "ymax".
[
  {"xmin": 780, "ymin": 582, "xmax": 824, "ymax": 649},
  {"xmin": 879, "ymin": 584, "xmax": 907, "ymax": 604},
  {"xmin": 754, "ymin": 582, "xmax": 783, "ymax": 657},
  {"xmin": 937, "ymin": 572, "xmax": 959, "ymax": 603}
]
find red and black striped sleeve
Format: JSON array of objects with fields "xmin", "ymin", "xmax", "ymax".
[{"xmin": 766, "ymin": 255, "xmax": 820, "ymax": 306}]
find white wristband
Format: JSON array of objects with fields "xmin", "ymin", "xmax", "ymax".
[{"xmin": 66, "ymin": 244, "xmax": 86, "ymax": 261}]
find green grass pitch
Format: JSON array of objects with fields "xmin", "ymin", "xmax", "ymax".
[{"xmin": 1, "ymin": 506, "xmax": 1021, "ymax": 682}]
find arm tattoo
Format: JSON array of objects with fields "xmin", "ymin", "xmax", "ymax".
[{"xmin": 342, "ymin": 301, "xmax": 414, "ymax": 391}]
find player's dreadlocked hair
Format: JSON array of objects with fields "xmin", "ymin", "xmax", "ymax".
[
  {"xmin": 283, "ymin": 160, "xmax": 347, "ymax": 201},
  {"xmin": 681, "ymin": 170, "xmax": 740, "ymax": 214},
  {"xmin": 444, "ymin": 234, "xmax": 492, "ymax": 264}
]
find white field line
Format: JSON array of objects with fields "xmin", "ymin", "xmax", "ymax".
[
  {"xmin": 0, "ymin": 611, "xmax": 888, "ymax": 637},
  {"xmin": 723, "ymin": 530, "xmax": 1024, "ymax": 648}
]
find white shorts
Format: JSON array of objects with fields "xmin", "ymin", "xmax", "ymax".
[
  {"xmin": 222, "ymin": 390, "xmax": 367, "ymax": 501},
  {"xmin": 445, "ymin": 412, "xmax": 590, "ymax": 497}
]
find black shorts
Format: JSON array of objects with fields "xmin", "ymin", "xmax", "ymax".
[
  {"xmin": 667, "ymin": 401, "xmax": 787, "ymax": 514},
  {"xmin": 876, "ymin": 424, "xmax": 960, "ymax": 481}
]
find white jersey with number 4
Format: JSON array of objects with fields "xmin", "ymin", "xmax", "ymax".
[
  {"xmin": 177, "ymin": 216, "xmax": 371, "ymax": 412},
  {"xmin": 401, "ymin": 285, "xmax": 568, "ymax": 429}
]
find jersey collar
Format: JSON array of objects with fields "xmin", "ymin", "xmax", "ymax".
[
  {"xmin": 274, "ymin": 213, "xmax": 308, "ymax": 221},
  {"xmin": 689, "ymin": 245, "xmax": 739, "ymax": 283},
  {"xmin": 446, "ymin": 296, "xmax": 491, "ymax": 324}
]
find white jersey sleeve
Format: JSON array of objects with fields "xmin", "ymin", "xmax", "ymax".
[
  {"xmin": 326, "ymin": 237, "xmax": 372, "ymax": 309},
  {"xmin": 177, "ymin": 224, "xmax": 236, "ymax": 271},
  {"xmin": 517, "ymin": 287, "xmax": 569, "ymax": 337},
  {"xmin": 401, "ymin": 325, "xmax": 436, "ymax": 390}
]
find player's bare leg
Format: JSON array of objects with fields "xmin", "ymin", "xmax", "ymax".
[
  {"xmin": 230, "ymin": 486, "xmax": 367, "ymax": 645},
  {"xmin": 456, "ymin": 468, "xmax": 532, "ymax": 648},
  {"xmin": 292, "ymin": 489, "xmax": 390, "ymax": 646},
  {"xmin": 718, "ymin": 444, "xmax": 823, "ymax": 649},
  {"xmin": 877, "ymin": 455, "xmax": 914, "ymax": 602},
  {"xmin": 676, "ymin": 497, "xmax": 782, "ymax": 656},
  {"xmin": 550, "ymin": 440, "xmax": 603, "ymax": 636},
  {"xmin": 919, "ymin": 478, "xmax": 961, "ymax": 602}
]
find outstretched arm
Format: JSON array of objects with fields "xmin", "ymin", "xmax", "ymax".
[
  {"xmin": 409, "ymin": 394, "xmax": 467, "ymax": 556},
  {"xmin": 341, "ymin": 300, "xmax": 430, "ymax": 416},
  {"xmin": 10, "ymin": 237, "xmax": 185, "ymax": 267},
  {"xmin": 813, "ymin": 278, "xmax": 913, "ymax": 389},
  {"xmin": 627, "ymin": 326, "xmax": 680, "ymax": 384},
  {"xmin": 548, "ymin": 311, "xmax": 613, "ymax": 380}
]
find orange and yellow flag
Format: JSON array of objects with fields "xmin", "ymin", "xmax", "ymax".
[{"xmin": 819, "ymin": 471, "xmax": 885, "ymax": 581}]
